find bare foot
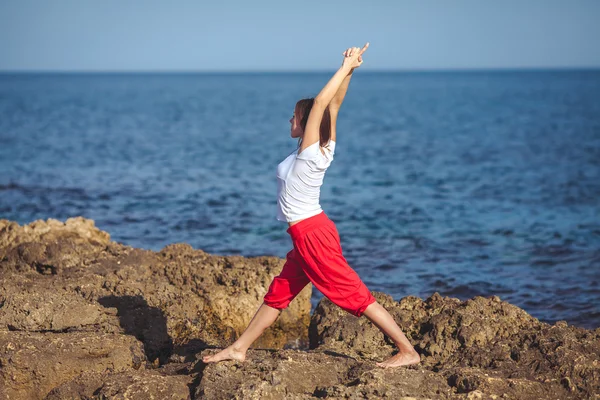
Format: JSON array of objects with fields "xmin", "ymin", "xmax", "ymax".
[
  {"xmin": 376, "ymin": 351, "xmax": 420, "ymax": 368},
  {"xmin": 202, "ymin": 345, "xmax": 247, "ymax": 364}
]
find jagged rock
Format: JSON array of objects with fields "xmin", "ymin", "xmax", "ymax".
[
  {"xmin": 309, "ymin": 291, "xmax": 402, "ymax": 361},
  {"xmin": 309, "ymin": 291, "xmax": 600, "ymax": 399},
  {"xmin": 0, "ymin": 217, "xmax": 111, "ymax": 273},
  {"xmin": 154, "ymin": 242, "xmax": 311, "ymax": 350}
]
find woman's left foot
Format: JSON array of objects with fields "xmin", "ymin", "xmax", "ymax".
[
  {"xmin": 202, "ymin": 345, "xmax": 247, "ymax": 364},
  {"xmin": 376, "ymin": 350, "xmax": 420, "ymax": 368}
]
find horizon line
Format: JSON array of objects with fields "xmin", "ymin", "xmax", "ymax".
[{"xmin": 1, "ymin": 66, "xmax": 599, "ymax": 74}]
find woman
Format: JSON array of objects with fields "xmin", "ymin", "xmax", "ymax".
[{"xmin": 204, "ymin": 44, "xmax": 420, "ymax": 368}]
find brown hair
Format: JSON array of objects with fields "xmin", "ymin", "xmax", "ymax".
[{"xmin": 295, "ymin": 98, "xmax": 332, "ymax": 153}]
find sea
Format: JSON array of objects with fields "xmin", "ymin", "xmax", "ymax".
[{"xmin": 1, "ymin": 70, "xmax": 599, "ymax": 329}]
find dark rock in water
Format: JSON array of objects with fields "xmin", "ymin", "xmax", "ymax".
[{"xmin": 0, "ymin": 216, "xmax": 599, "ymax": 399}]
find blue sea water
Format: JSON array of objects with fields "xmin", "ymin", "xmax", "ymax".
[{"xmin": 1, "ymin": 70, "xmax": 599, "ymax": 329}]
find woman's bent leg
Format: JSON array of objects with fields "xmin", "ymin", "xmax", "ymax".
[
  {"xmin": 202, "ymin": 302, "xmax": 281, "ymax": 363},
  {"xmin": 362, "ymin": 301, "xmax": 420, "ymax": 368},
  {"xmin": 288, "ymin": 215, "xmax": 420, "ymax": 368},
  {"xmin": 203, "ymin": 249, "xmax": 310, "ymax": 364}
]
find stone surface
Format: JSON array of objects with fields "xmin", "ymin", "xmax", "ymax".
[
  {"xmin": 309, "ymin": 291, "xmax": 600, "ymax": 399},
  {"xmin": 1, "ymin": 216, "xmax": 599, "ymax": 399},
  {"xmin": 0, "ymin": 217, "xmax": 311, "ymax": 399},
  {"xmin": 45, "ymin": 369, "xmax": 192, "ymax": 400},
  {"xmin": 196, "ymin": 349, "xmax": 354, "ymax": 399},
  {"xmin": 0, "ymin": 330, "xmax": 146, "ymax": 400}
]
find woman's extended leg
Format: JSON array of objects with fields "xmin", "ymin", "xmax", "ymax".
[
  {"xmin": 202, "ymin": 302, "xmax": 281, "ymax": 363},
  {"xmin": 362, "ymin": 301, "xmax": 420, "ymax": 368}
]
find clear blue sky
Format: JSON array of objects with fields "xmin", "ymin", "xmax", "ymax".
[{"xmin": 1, "ymin": 0, "xmax": 599, "ymax": 72}]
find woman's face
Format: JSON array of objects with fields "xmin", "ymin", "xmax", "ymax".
[{"xmin": 289, "ymin": 108, "xmax": 303, "ymax": 139}]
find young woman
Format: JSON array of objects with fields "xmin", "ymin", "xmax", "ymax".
[{"xmin": 203, "ymin": 44, "xmax": 420, "ymax": 368}]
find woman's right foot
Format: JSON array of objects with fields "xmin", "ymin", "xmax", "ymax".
[{"xmin": 202, "ymin": 345, "xmax": 247, "ymax": 363}]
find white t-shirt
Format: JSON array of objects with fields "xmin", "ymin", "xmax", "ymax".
[{"xmin": 276, "ymin": 140, "xmax": 336, "ymax": 223}]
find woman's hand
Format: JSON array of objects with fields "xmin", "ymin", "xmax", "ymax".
[{"xmin": 341, "ymin": 43, "xmax": 369, "ymax": 70}]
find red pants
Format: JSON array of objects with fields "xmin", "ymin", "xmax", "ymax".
[{"xmin": 263, "ymin": 211, "xmax": 376, "ymax": 317}]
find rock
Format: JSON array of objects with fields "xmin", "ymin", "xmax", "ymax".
[
  {"xmin": 315, "ymin": 367, "xmax": 452, "ymax": 399},
  {"xmin": 195, "ymin": 349, "xmax": 359, "ymax": 399},
  {"xmin": 0, "ymin": 217, "xmax": 110, "ymax": 273},
  {"xmin": 0, "ymin": 217, "xmax": 311, "ymax": 358},
  {"xmin": 309, "ymin": 291, "xmax": 400, "ymax": 361},
  {"xmin": 0, "ymin": 331, "xmax": 146, "ymax": 400},
  {"xmin": 309, "ymin": 291, "xmax": 600, "ymax": 399},
  {"xmin": 446, "ymin": 367, "xmax": 569, "ymax": 398},
  {"xmin": 1, "ymin": 216, "xmax": 599, "ymax": 399},
  {"xmin": 45, "ymin": 369, "xmax": 192, "ymax": 400},
  {"xmin": 197, "ymin": 348, "xmax": 452, "ymax": 399},
  {"xmin": 0, "ymin": 275, "xmax": 122, "ymax": 333},
  {"xmin": 155, "ymin": 243, "xmax": 311, "ymax": 350},
  {"xmin": 0, "ymin": 217, "xmax": 312, "ymax": 399},
  {"xmin": 43, "ymin": 369, "xmax": 109, "ymax": 400}
]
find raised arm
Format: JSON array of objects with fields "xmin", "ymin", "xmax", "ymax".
[
  {"xmin": 330, "ymin": 70, "xmax": 353, "ymax": 111},
  {"xmin": 330, "ymin": 46, "xmax": 363, "ymax": 111},
  {"xmin": 328, "ymin": 57, "xmax": 357, "ymax": 143},
  {"xmin": 299, "ymin": 43, "xmax": 369, "ymax": 153},
  {"xmin": 328, "ymin": 72, "xmax": 353, "ymax": 143}
]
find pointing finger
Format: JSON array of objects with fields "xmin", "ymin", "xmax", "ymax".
[{"xmin": 359, "ymin": 42, "xmax": 370, "ymax": 55}]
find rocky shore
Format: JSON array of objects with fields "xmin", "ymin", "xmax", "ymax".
[{"xmin": 0, "ymin": 217, "xmax": 598, "ymax": 399}]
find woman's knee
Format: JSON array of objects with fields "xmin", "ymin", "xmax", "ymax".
[
  {"xmin": 262, "ymin": 300, "xmax": 285, "ymax": 311},
  {"xmin": 333, "ymin": 293, "xmax": 377, "ymax": 317}
]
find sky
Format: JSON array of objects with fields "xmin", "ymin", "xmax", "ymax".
[{"xmin": 0, "ymin": 0, "xmax": 599, "ymax": 72}]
